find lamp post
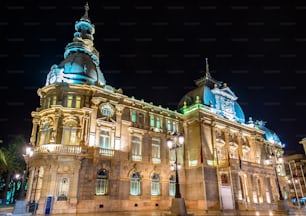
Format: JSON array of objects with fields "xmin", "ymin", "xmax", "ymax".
[
  {"xmin": 166, "ymin": 133, "xmax": 193, "ymax": 216},
  {"xmin": 167, "ymin": 133, "xmax": 184, "ymax": 198},
  {"xmin": 13, "ymin": 142, "xmax": 33, "ymax": 215}
]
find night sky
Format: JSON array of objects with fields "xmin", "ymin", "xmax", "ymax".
[{"xmin": 0, "ymin": 1, "xmax": 305, "ymax": 154}]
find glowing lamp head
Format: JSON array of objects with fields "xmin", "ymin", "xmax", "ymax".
[
  {"xmin": 265, "ymin": 159, "xmax": 271, "ymax": 165},
  {"xmin": 15, "ymin": 174, "xmax": 21, "ymax": 180},
  {"xmin": 178, "ymin": 134, "xmax": 184, "ymax": 145},
  {"xmin": 167, "ymin": 138, "xmax": 173, "ymax": 149},
  {"xmin": 25, "ymin": 143, "xmax": 34, "ymax": 157}
]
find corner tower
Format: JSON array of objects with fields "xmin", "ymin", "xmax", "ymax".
[{"xmin": 45, "ymin": 3, "xmax": 106, "ymax": 86}]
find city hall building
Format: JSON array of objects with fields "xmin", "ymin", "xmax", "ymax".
[{"xmin": 25, "ymin": 4, "xmax": 286, "ymax": 215}]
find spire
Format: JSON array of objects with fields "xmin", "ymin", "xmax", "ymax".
[
  {"xmin": 205, "ymin": 57, "xmax": 209, "ymax": 75},
  {"xmin": 44, "ymin": 2, "xmax": 106, "ymax": 87},
  {"xmin": 81, "ymin": 2, "xmax": 90, "ymax": 22},
  {"xmin": 204, "ymin": 57, "xmax": 213, "ymax": 81}
]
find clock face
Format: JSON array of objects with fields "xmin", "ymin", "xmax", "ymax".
[{"xmin": 99, "ymin": 103, "xmax": 115, "ymax": 117}]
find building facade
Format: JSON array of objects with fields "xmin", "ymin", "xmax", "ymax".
[
  {"xmin": 25, "ymin": 4, "xmax": 286, "ymax": 215},
  {"xmin": 283, "ymin": 138, "xmax": 306, "ymax": 207}
]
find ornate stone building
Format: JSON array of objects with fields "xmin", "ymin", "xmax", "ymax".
[{"xmin": 25, "ymin": 4, "xmax": 286, "ymax": 215}]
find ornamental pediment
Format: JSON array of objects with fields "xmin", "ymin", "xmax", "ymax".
[{"xmin": 211, "ymin": 84, "xmax": 238, "ymax": 101}]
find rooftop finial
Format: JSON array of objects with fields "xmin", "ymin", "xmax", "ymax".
[
  {"xmin": 84, "ymin": 2, "xmax": 89, "ymax": 19},
  {"xmin": 205, "ymin": 57, "xmax": 209, "ymax": 74}
]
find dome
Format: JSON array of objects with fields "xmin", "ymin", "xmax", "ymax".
[
  {"xmin": 256, "ymin": 121, "xmax": 282, "ymax": 145},
  {"xmin": 178, "ymin": 80, "xmax": 245, "ymax": 124},
  {"xmin": 44, "ymin": 3, "xmax": 106, "ymax": 87}
]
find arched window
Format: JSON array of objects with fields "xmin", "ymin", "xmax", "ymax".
[
  {"xmin": 58, "ymin": 177, "xmax": 69, "ymax": 200},
  {"xmin": 38, "ymin": 120, "xmax": 52, "ymax": 146},
  {"xmin": 95, "ymin": 169, "xmax": 108, "ymax": 195},
  {"xmin": 151, "ymin": 173, "xmax": 160, "ymax": 196},
  {"xmin": 169, "ymin": 175, "xmax": 176, "ymax": 196},
  {"xmin": 130, "ymin": 172, "xmax": 141, "ymax": 196}
]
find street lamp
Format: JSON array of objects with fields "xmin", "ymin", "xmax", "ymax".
[
  {"xmin": 167, "ymin": 133, "xmax": 184, "ymax": 198},
  {"xmin": 13, "ymin": 142, "xmax": 33, "ymax": 215},
  {"xmin": 166, "ymin": 133, "xmax": 193, "ymax": 216}
]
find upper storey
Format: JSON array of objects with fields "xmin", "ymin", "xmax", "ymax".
[
  {"xmin": 45, "ymin": 3, "xmax": 106, "ymax": 87},
  {"xmin": 178, "ymin": 59, "xmax": 245, "ymax": 124},
  {"xmin": 178, "ymin": 59, "xmax": 283, "ymax": 146}
]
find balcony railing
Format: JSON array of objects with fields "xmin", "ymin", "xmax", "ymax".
[
  {"xmin": 97, "ymin": 148, "xmax": 115, "ymax": 157},
  {"xmin": 36, "ymin": 144, "xmax": 82, "ymax": 154},
  {"xmin": 132, "ymin": 155, "xmax": 142, "ymax": 161},
  {"xmin": 152, "ymin": 157, "xmax": 161, "ymax": 164}
]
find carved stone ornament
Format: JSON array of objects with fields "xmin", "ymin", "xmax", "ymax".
[{"xmin": 99, "ymin": 102, "xmax": 115, "ymax": 117}]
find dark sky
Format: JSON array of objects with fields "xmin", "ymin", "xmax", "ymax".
[{"xmin": 0, "ymin": 0, "xmax": 305, "ymax": 154}]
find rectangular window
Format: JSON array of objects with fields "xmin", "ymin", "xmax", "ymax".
[
  {"xmin": 131, "ymin": 136, "xmax": 142, "ymax": 161},
  {"xmin": 102, "ymin": 108, "xmax": 111, "ymax": 117},
  {"xmin": 51, "ymin": 96, "xmax": 57, "ymax": 106},
  {"xmin": 150, "ymin": 115, "xmax": 155, "ymax": 127},
  {"xmin": 167, "ymin": 120, "xmax": 172, "ymax": 131},
  {"xmin": 46, "ymin": 97, "xmax": 51, "ymax": 108},
  {"xmin": 152, "ymin": 138, "xmax": 161, "ymax": 164},
  {"xmin": 67, "ymin": 95, "xmax": 73, "ymax": 108},
  {"xmin": 169, "ymin": 176, "xmax": 176, "ymax": 196},
  {"xmin": 131, "ymin": 110, "xmax": 137, "ymax": 122},
  {"xmin": 39, "ymin": 128, "xmax": 51, "ymax": 146},
  {"xmin": 138, "ymin": 112, "xmax": 144, "ymax": 125},
  {"xmin": 172, "ymin": 121, "xmax": 177, "ymax": 133},
  {"xmin": 156, "ymin": 117, "xmax": 161, "ymax": 129},
  {"xmin": 75, "ymin": 96, "xmax": 81, "ymax": 108},
  {"xmin": 62, "ymin": 127, "xmax": 77, "ymax": 145},
  {"xmin": 99, "ymin": 130, "xmax": 110, "ymax": 149},
  {"xmin": 95, "ymin": 178, "xmax": 108, "ymax": 195}
]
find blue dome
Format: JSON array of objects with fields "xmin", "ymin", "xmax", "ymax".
[
  {"xmin": 256, "ymin": 121, "xmax": 282, "ymax": 145},
  {"xmin": 178, "ymin": 83, "xmax": 246, "ymax": 124},
  {"xmin": 203, "ymin": 86, "xmax": 216, "ymax": 106},
  {"xmin": 44, "ymin": 3, "xmax": 106, "ymax": 87},
  {"xmin": 234, "ymin": 102, "xmax": 245, "ymax": 124}
]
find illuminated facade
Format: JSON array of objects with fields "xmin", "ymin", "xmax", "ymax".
[
  {"xmin": 25, "ymin": 4, "xmax": 287, "ymax": 215},
  {"xmin": 283, "ymin": 138, "xmax": 306, "ymax": 207}
]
